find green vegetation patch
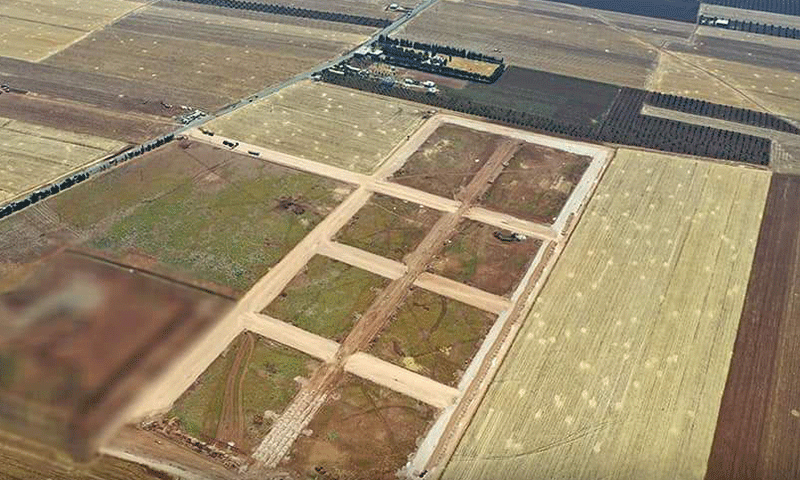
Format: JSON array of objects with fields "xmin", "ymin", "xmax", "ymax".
[
  {"xmin": 47, "ymin": 142, "xmax": 351, "ymax": 294},
  {"xmin": 335, "ymin": 194, "xmax": 440, "ymax": 262},
  {"xmin": 169, "ymin": 333, "xmax": 318, "ymax": 452},
  {"xmin": 263, "ymin": 256, "xmax": 390, "ymax": 342},
  {"xmin": 430, "ymin": 220, "xmax": 543, "ymax": 297},
  {"xmin": 370, "ymin": 289, "xmax": 496, "ymax": 386}
]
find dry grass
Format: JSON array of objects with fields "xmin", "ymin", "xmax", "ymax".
[
  {"xmin": 444, "ymin": 150, "xmax": 770, "ymax": 480},
  {"xmin": 649, "ymin": 52, "xmax": 800, "ymax": 120},
  {"xmin": 205, "ymin": 81, "xmax": 428, "ymax": 173},
  {"xmin": 0, "ymin": 117, "xmax": 124, "ymax": 201},
  {"xmin": 0, "ymin": 0, "xmax": 144, "ymax": 61}
]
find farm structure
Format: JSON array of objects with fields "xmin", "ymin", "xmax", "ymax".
[
  {"xmin": 203, "ymin": 81, "xmax": 428, "ymax": 174},
  {"xmin": 390, "ymin": 0, "xmax": 673, "ymax": 88},
  {"xmin": 706, "ymin": 174, "xmax": 800, "ymax": 480},
  {"xmin": 441, "ymin": 149, "xmax": 770, "ymax": 480},
  {"xmin": 0, "ymin": 2, "xmax": 370, "ymax": 118},
  {"xmin": 0, "ymin": 0, "xmax": 144, "ymax": 62},
  {"xmin": 0, "ymin": 251, "xmax": 232, "ymax": 460},
  {"xmin": 0, "ymin": 116, "xmax": 126, "ymax": 205},
  {"xmin": 78, "ymin": 113, "xmax": 609, "ymax": 477}
]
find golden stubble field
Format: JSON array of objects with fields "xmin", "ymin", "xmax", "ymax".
[
  {"xmin": 0, "ymin": 0, "xmax": 144, "ymax": 61},
  {"xmin": 444, "ymin": 150, "xmax": 771, "ymax": 480},
  {"xmin": 204, "ymin": 81, "xmax": 428, "ymax": 173},
  {"xmin": 649, "ymin": 52, "xmax": 800, "ymax": 121},
  {"xmin": 0, "ymin": 117, "xmax": 124, "ymax": 202}
]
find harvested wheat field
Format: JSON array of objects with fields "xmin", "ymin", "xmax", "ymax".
[
  {"xmin": 650, "ymin": 52, "xmax": 800, "ymax": 120},
  {"xmin": 43, "ymin": 4, "xmax": 370, "ymax": 111},
  {"xmin": 0, "ymin": 0, "xmax": 144, "ymax": 61},
  {"xmin": 204, "ymin": 81, "xmax": 427, "ymax": 173},
  {"xmin": 443, "ymin": 150, "xmax": 770, "ymax": 480},
  {"xmin": 0, "ymin": 116, "xmax": 125, "ymax": 202}
]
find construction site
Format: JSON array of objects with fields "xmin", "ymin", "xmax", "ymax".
[{"xmin": 2, "ymin": 1, "xmax": 800, "ymax": 480}]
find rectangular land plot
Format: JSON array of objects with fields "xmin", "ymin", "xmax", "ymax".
[
  {"xmin": 335, "ymin": 194, "xmax": 441, "ymax": 262},
  {"xmin": 42, "ymin": 5, "xmax": 370, "ymax": 112},
  {"xmin": 0, "ymin": 116, "xmax": 126, "ymax": 202},
  {"xmin": 0, "ymin": 0, "xmax": 144, "ymax": 61},
  {"xmin": 163, "ymin": 332, "xmax": 319, "ymax": 455},
  {"xmin": 391, "ymin": 123, "xmax": 506, "ymax": 200},
  {"xmin": 283, "ymin": 375, "xmax": 436, "ymax": 480},
  {"xmin": 263, "ymin": 255, "xmax": 390, "ymax": 342},
  {"xmin": 483, "ymin": 142, "xmax": 593, "ymax": 224},
  {"xmin": 393, "ymin": 0, "xmax": 659, "ymax": 88},
  {"xmin": 369, "ymin": 288, "xmax": 497, "ymax": 387},
  {"xmin": 0, "ymin": 252, "xmax": 232, "ymax": 457},
  {"xmin": 429, "ymin": 219, "xmax": 543, "ymax": 297},
  {"xmin": 204, "ymin": 81, "xmax": 427, "ymax": 173},
  {"xmin": 443, "ymin": 150, "xmax": 770, "ymax": 480},
  {"xmin": 40, "ymin": 140, "xmax": 352, "ymax": 295},
  {"xmin": 706, "ymin": 174, "xmax": 800, "ymax": 480}
]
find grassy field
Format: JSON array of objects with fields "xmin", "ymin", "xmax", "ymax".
[
  {"xmin": 430, "ymin": 220, "xmax": 543, "ymax": 297},
  {"xmin": 0, "ymin": 0, "xmax": 144, "ymax": 61},
  {"xmin": 43, "ymin": 5, "xmax": 369, "ymax": 112},
  {"xmin": 263, "ymin": 255, "xmax": 390, "ymax": 341},
  {"xmin": 0, "ymin": 116, "xmax": 125, "ymax": 202},
  {"xmin": 45, "ymin": 141, "xmax": 350, "ymax": 295},
  {"xmin": 169, "ymin": 332, "xmax": 318, "ymax": 453},
  {"xmin": 394, "ymin": 0, "xmax": 659, "ymax": 88},
  {"xmin": 483, "ymin": 142, "xmax": 592, "ymax": 224},
  {"xmin": 392, "ymin": 123, "xmax": 505, "ymax": 199},
  {"xmin": 650, "ymin": 52, "xmax": 800, "ymax": 120},
  {"xmin": 205, "ymin": 81, "xmax": 427, "ymax": 173},
  {"xmin": 335, "ymin": 194, "xmax": 441, "ymax": 262},
  {"xmin": 370, "ymin": 289, "xmax": 497, "ymax": 386},
  {"xmin": 444, "ymin": 150, "xmax": 770, "ymax": 480},
  {"xmin": 284, "ymin": 375, "xmax": 436, "ymax": 480}
]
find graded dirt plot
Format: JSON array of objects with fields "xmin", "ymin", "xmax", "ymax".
[
  {"xmin": 42, "ymin": 5, "xmax": 369, "ymax": 112},
  {"xmin": 706, "ymin": 174, "xmax": 800, "ymax": 480},
  {"xmin": 394, "ymin": 0, "xmax": 660, "ymax": 88},
  {"xmin": 335, "ymin": 194, "xmax": 441, "ymax": 262},
  {"xmin": 205, "ymin": 81, "xmax": 427, "ymax": 173},
  {"xmin": 263, "ymin": 255, "xmax": 390, "ymax": 342},
  {"xmin": 391, "ymin": 124, "xmax": 505, "ymax": 200},
  {"xmin": 429, "ymin": 220, "xmax": 543, "ymax": 297},
  {"xmin": 0, "ymin": 251, "xmax": 231, "ymax": 457},
  {"xmin": 283, "ymin": 375, "xmax": 436, "ymax": 480},
  {"xmin": 444, "ymin": 150, "xmax": 770, "ymax": 480},
  {"xmin": 369, "ymin": 289, "xmax": 497, "ymax": 387},
  {"xmin": 167, "ymin": 332, "xmax": 319, "ymax": 454},
  {"xmin": 650, "ymin": 52, "xmax": 800, "ymax": 120},
  {"xmin": 0, "ymin": 116, "xmax": 126, "ymax": 202},
  {"xmin": 483, "ymin": 142, "xmax": 593, "ymax": 224},
  {"xmin": 0, "ymin": 0, "xmax": 144, "ymax": 61},
  {"xmin": 1, "ymin": 140, "xmax": 351, "ymax": 295}
]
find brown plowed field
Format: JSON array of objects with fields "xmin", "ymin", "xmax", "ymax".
[{"xmin": 706, "ymin": 174, "xmax": 800, "ymax": 480}]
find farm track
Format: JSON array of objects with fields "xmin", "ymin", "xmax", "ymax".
[
  {"xmin": 706, "ymin": 174, "xmax": 800, "ymax": 480},
  {"xmin": 216, "ymin": 332, "xmax": 255, "ymax": 448}
]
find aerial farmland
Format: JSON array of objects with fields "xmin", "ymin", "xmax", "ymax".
[{"xmin": 2, "ymin": 0, "xmax": 800, "ymax": 479}]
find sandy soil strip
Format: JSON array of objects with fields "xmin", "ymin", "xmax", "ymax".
[
  {"xmin": 318, "ymin": 240, "xmax": 407, "ymax": 280},
  {"xmin": 241, "ymin": 312, "xmax": 340, "ymax": 363},
  {"xmin": 464, "ymin": 206, "xmax": 558, "ymax": 241},
  {"xmin": 345, "ymin": 352, "xmax": 460, "ymax": 409},
  {"xmin": 414, "ymin": 272, "xmax": 511, "ymax": 315},
  {"xmin": 370, "ymin": 179, "xmax": 461, "ymax": 213}
]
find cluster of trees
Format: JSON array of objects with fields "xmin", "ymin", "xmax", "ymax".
[
  {"xmin": 171, "ymin": 0, "xmax": 392, "ymax": 27},
  {"xmin": 646, "ymin": 91, "xmax": 800, "ymax": 134},
  {"xmin": 0, "ymin": 134, "xmax": 175, "ymax": 221},
  {"xmin": 700, "ymin": 15, "xmax": 800, "ymax": 39},
  {"xmin": 321, "ymin": 72, "xmax": 772, "ymax": 166},
  {"xmin": 598, "ymin": 88, "xmax": 771, "ymax": 165},
  {"xmin": 377, "ymin": 36, "xmax": 504, "ymax": 64},
  {"xmin": 702, "ymin": 0, "xmax": 800, "ymax": 16}
]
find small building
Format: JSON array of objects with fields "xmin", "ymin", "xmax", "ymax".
[{"xmin": 422, "ymin": 80, "xmax": 436, "ymax": 88}]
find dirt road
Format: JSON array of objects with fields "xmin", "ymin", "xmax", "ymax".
[{"xmin": 216, "ymin": 332, "xmax": 254, "ymax": 447}]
